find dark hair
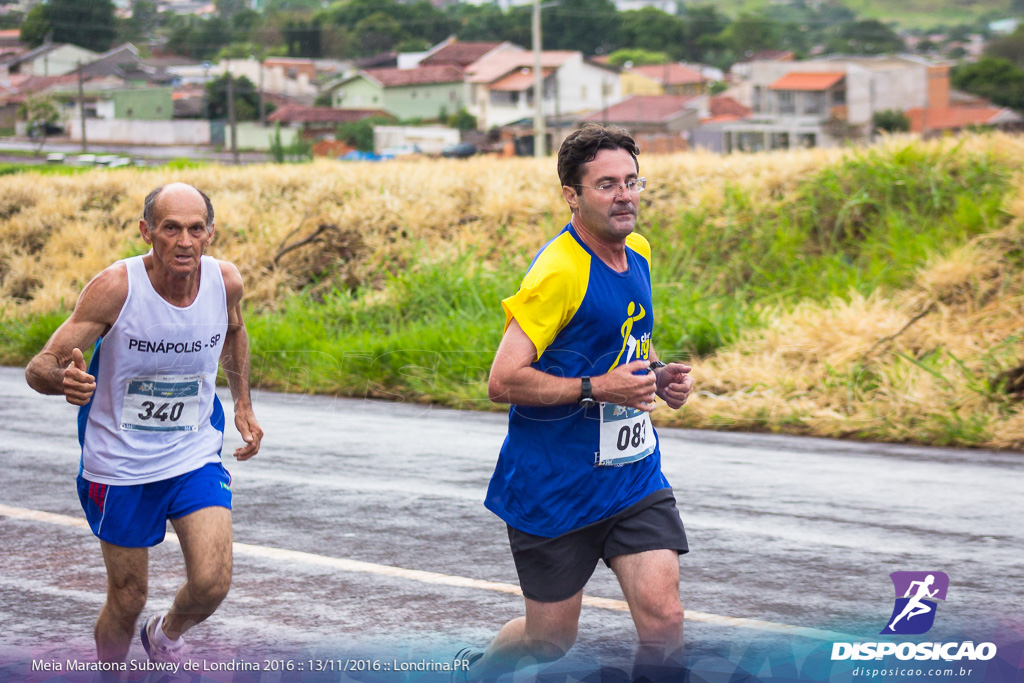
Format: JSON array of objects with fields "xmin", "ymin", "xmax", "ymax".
[
  {"xmin": 557, "ymin": 123, "xmax": 640, "ymax": 189},
  {"xmin": 142, "ymin": 184, "xmax": 215, "ymax": 232}
]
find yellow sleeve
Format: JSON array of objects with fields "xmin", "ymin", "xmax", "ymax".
[
  {"xmin": 501, "ymin": 233, "xmax": 590, "ymax": 361},
  {"xmin": 626, "ymin": 232, "xmax": 652, "ymax": 267}
]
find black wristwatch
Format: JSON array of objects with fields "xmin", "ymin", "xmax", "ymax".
[
  {"xmin": 648, "ymin": 360, "xmax": 667, "ymax": 373},
  {"xmin": 579, "ymin": 376, "xmax": 597, "ymax": 407}
]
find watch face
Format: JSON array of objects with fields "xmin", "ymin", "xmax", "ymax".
[{"xmin": 580, "ymin": 398, "xmax": 597, "ymax": 408}]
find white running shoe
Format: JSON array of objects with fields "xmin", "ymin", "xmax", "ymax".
[{"xmin": 140, "ymin": 614, "xmax": 185, "ymax": 664}]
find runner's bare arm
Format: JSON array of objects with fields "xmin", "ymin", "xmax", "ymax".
[
  {"xmin": 648, "ymin": 346, "xmax": 694, "ymax": 410},
  {"xmin": 488, "ymin": 318, "xmax": 657, "ymax": 410},
  {"xmin": 219, "ymin": 261, "xmax": 262, "ymax": 460},
  {"xmin": 25, "ymin": 264, "xmax": 128, "ymax": 405}
]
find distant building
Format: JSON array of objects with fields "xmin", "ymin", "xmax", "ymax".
[
  {"xmin": 723, "ymin": 55, "xmax": 964, "ymax": 151},
  {"xmin": 622, "ymin": 63, "xmax": 708, "ymax": 97},
  {"xmin": 581, "ymin": 94, "xmax": 706, "ymax": 154},
  {"xmin": 267, "ymin": 104, "xmax": 392, "ymax": 138},
  {"xmin": 327, "ymin": 65, "xmax": 466, "ymax": 120},
  {"xmin": 0, "ymin": 43, "xmax": 100, "ymax": 79},
  {"xmin": 465, "ymin": 49, "xmax": 622, "ymax": 130}
]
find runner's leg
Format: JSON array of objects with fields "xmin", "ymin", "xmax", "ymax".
[
  {"xmin": 472, "ymin": 590, "xmax": 584, "ymax": 677},
  {"xmin": 159, "ymin": 506, "xmax": 233, "ymax": 640},
  {"xmin": 96, "ymin": 542, "xmax": 149, "ymax": 663},
  {"xmin": 610, "ymin": 549, "xmax": 684, "ymax": 676}
]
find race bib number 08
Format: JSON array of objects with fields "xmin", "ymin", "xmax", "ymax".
[
  {"xmin": 120, "ymin": 374, "xmax": 203, "ymax": 432},
  {"xmin": 597, "ymin": 403, "xmax": 656, "ymax": 466}
]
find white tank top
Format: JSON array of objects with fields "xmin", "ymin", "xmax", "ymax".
[{"xmin": 79, "ymin": 254, "xmax": 228, "ymax": 485}]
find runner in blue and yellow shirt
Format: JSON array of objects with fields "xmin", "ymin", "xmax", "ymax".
[{"xmin": 457, "ymin": 124, "xmax": 695, "ymax": 681}]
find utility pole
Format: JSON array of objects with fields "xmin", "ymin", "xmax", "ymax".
[
  {"xmin": 532, "ymin": 0, "xmax": 545, "ymax": 158},
  {"xmin": 259, "ymin": 57, "xmax": 266, "ymax": 125},
  {"xmin": 227, "ymin": 67, "xmax": 239, "ymax": 165},
  {"xmin": 77, "ymin": 61, "xmax": 87, "ymax": 152}
]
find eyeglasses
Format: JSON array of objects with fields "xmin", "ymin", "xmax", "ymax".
[{"xmin": 575, "ymin": 177, "xmax": 647, "ymax": 197}]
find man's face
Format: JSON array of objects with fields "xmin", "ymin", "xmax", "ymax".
[
  {"xmin": 567, "ymin": 147, "xmax": 639, "ymax": 242},
  {"xmin": 141, "ymin": 185, "xmax": 213, "ymax": 279}
]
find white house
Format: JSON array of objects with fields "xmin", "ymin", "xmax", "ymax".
[{"xmin": 465, "ymin": 49, "xmax": 622, "ymax": 130}]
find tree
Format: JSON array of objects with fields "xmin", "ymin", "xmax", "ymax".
[
  {"xmin": 447, "ymin": 108, "xmax": 477, "ymax": 131},
  {"xmin": 985, "ymin": 25, "xmax": 1024, "ymax": 67},
  {"xmin": 872, "ymin": 109, "xmax": 911, "ymax": 133},
  {"xmin": 19, "ymin": 4, "xmax": 51, "ymax": 48},
  {"xmin": 45, "ymin": 0, "xmax": 117, "ymax": 52},
  {"xmin": 541, "ymin": 0, "xmax": 620, "ymax": 56},
  {"xmin": 117, "ymin": 0, "xmax": 161, "ymax": 45},
  {"xmin": 952, "ymin": 57, "xmax": 1024, "ymax": 110},
  {"xmin": 205, "ymin": 73, "xmax": 261, "ymax": 121},
  {"xmin": 823, "ymin": 20, "xmax": 905, "ymax": 55},
  {"xmin": 679, "ymin": 4, "xmax": 729, "ymax": 64},
  {"xmin": 450, "ymin": 3, "xmax": 531, "ymax": 46},
  {"xmin": 719, "ymin": 12, "xmax": 781, "ymax": 58},
  {"xmin": 606, "ymin": 49, "xmax": 671, "ymax": 67},
  {"xmin": 265, "ymin": 0, "xmax": 324, "ymax": 12},
  {"xmin": 336, "ymin": 115, "xmax": 394, "ymax": 152},
  {"xmin": 618, "ymin": 8, "xmax": 686, "ymax": 59},
  {"xmin": 17, "ymin": 95, "xmax": 60, "ymax": 155},
  {"xmin": 353, "ymin": 12, "xmax": 404, "ymax": 55}
]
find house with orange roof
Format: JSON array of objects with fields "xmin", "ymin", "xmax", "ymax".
[
  {"xmin": 721, "ymin": 55, "xmax": 986, "ymax": 151},
  {"xmin": 464, "ymin": 48, "xmax": 622, "ymax": 131}
]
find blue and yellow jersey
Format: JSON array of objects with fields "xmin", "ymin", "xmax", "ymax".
[{"xmin": 485, "ymin": 222, "xmax": 671, "ymax": 537}]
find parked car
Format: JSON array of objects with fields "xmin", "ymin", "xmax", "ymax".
[
  {"xmin": 441, "ymin": 142, "xmax": 477, "ymax": 159},
  {"xmin": 45, "ymin": 153, "xmax": 66, "ymax": 164}
]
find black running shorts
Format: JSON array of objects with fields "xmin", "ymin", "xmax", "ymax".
[{"xmin": 507, "ymin": 488, "xmax": 689, "ymax": 603}]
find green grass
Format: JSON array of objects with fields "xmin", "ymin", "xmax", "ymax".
[
  {"xmin": 0, "ymin": 162, "xmax": 94, "ymax": 176},
  {"xmin": 646, "ymin": 142, "xmax": 1009, "ymax": 357},
  {"xmin": 2, "ymin": 140, "xmax": 1015, "ymax": 414}
]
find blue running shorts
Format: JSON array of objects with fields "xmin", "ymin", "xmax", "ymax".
[{"xmin": 77, "ymin": 462, "xmax": 232, "ymax": 548}]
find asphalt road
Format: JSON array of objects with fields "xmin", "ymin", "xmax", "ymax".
[{"xmin": 1, "ymin": 365, "xmax": 1022, "ymax": 682}]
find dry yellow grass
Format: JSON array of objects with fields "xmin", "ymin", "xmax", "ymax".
[{"xmin": 3, "ymin": 134, "xmax": 1024, "ymax": 450}]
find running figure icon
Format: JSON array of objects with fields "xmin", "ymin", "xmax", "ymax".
[
  {"xmin": 881, "ymin": 571, "xmax": 949, "ymax": 635},
  {"xmin": 888, "ymin": 574, "xmax": 939, "ymax": 630}
]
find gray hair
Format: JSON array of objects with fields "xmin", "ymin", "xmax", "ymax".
[{"xmin": 142, "ymin": 184, "xmax": 215, "ymax": 232}]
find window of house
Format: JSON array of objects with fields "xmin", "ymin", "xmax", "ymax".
[
  {"xmin": 753, "ymin": 86, "xmax": 762, "ymax": 113},
  {"xmin": 804, "ymin": 92, "xmax": 825, "ymax": 115},
  {"xmin": 833, "ymin": 89, "xmax": 847, "ymax": 105},
  {"xmin": 777, "ymin": 91, "xmax": 795, "ymax": 114}
]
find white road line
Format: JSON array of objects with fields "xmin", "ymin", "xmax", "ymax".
[{"xmin": 0, "ymin": 503, "xmax": 852, "ymax": 642}]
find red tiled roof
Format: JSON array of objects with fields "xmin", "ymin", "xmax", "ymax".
[
  {"xmin": 420, "ymin": 42, "xmax": 502, "ymax": 67},
  {"xmin": 769, "ymin": 72, "xmax": 845, "ymax": 91},
  {"xmin": 267, "ymin": 105, "xmax": 389, "ymax": 124},
  {"xmin": 629, "ymin": 63, "xmax": 705, "ymax": 86},
  {"xmin": 362, "ymin": 64, "xmax": 464, "ymax": 87},
  {"xmin": 905, "ymin": 106, "xmax": 1018, "ymax": 132},
  {"xmin": 489, "ymin": 67, "xmax": 555, "ymax": 92},
  {"xmin": 582, "ymin": 95, "xmax": 700, "ymax": 125},
  {"xmin": 466, "ymin": 50, "xmax": 575, "ymax": 84},
  {"xmin": 709, "ymin": 96, "xmax": 751, "ymax": 119}
]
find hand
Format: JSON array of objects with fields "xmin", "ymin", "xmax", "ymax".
[
  {"xmin": 593, "ymin": 359, "xmax": 658, "ymax": 412},
  {"xmin": 233, "ymin": 408, "xmax": 263, "ymax": 461},
  {"xmin": 62, "ymin": 348, "xmax": 96, "ymax": 406},
  {"xmin": 654, "ymin": 362, "xmax": 694, "ymax": 410}
]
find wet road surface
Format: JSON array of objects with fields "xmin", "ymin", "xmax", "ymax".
[{"xmin": 1, "ymin": 366, "xmax": 1022, "ymax": 680}]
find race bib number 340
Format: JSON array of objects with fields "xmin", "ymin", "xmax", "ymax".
[
  {"xmin": 120, "ymin": 375, "xmax": 203, "ymax": 432},
  {"xmin": 596, "ymin": 403, "xmax": 657, "ymax": 466}
]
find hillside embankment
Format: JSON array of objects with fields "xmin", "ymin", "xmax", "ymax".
[{"xmin": 2, "ymin": 134, "xmax": 1023, "ymax": 450}]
